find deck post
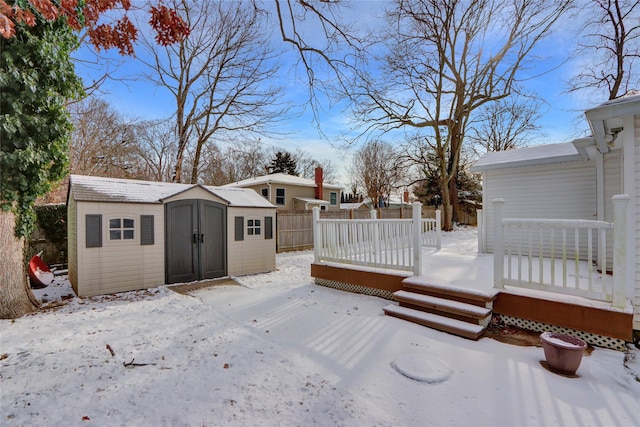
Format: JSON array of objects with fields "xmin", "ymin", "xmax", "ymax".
[
  {"xmin": 612, "ymin": 195, "xmax": 629, "ymax": 308},
  {"xmin": 492, "ymin": 199, "xmax": 505, "ymax": 289},
  {"xmin": 435, "ymin": 209, "xmax": 442, "ymax": 249},
  {"xmin": 371, "ymin": 209, "xmax": 379, "ymax": 264},
  {"xmin": 413, "ymin": 202, "xmax": 423, "ymax": 276},
  {"xmin": 476, "ymin": 209, "xmax": 484, "ymax": 253},
  {"xmin": 312, "ymin": 207, "xmax": 321, "ymax": 263}
]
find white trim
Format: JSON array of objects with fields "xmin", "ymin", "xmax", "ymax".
[
  {"xmin": 470, "ymin": 141, "xmax": 587, "ymax": 172},
  {"xmin": 622, "ymin": 115, "xmax": 636, "ymax": 302}
]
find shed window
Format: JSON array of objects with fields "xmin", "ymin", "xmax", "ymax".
[
  {"xmin": 330, "ymin": 192, "xmax": 337, "ymax": 205},
  {"xmin": 276, "ymin": 188, "xmax": 285, "ymax": 205},
  {"xmin": 86, "ymin": 214, "xmax": 102, "ymax": 248},
  {"xmin": 247, "ymin": 219, "xmax": 261, "ymax": 236},
  {"xmin": 265, "ymin": 216, "xmax": 273, "ymax": 240},
  {"xmin": 109, "ymin": 218, "xmax": 135, "ymax": 240},
  {"xmin": 261, "ymin": 188, "xmax": 269, "ymax": 199},
  {"xmin": 235, "ymin": 216, "xmax": 244, "ymax": 241},
  {"xmin": 140, "ymin": 215, "xmax": 154, "ymax": 245}
]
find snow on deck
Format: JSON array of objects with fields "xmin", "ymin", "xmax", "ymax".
[{"xmin": 413, "ymin": 227, "xmax": 629, "ymax": 311}]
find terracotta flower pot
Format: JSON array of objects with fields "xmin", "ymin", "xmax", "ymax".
[{"xmin": 540, "ymin": 332, "xmax": 587, "ymax": 375}]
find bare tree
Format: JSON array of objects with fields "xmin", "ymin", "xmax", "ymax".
[
  {"xmin": 568, "ymin": 0, "xmax": 640, "ymax": 100},
  {"xmin": 290, "ymin": 148, "xmax": 338, "ymax": 183},
  {"xmin": 217, "ymin": 140, "xmax": 270, "ymax": 184},
  {"xmin": 351, "ymin": 140, "xmax": 404, "ymax": 207},
  {"xmin": 69, "ymin": 97, "xmax": 140, "ymax": 178},
  {"xmin": 273, "ymin": 0, "xmax": 364, "ymax": 124},
  {"xmin": 132, "ymin": 119, "xmax": 177, "ymax": 182},
  {"xmin": 468, "ymin": 95, "xmax": 543, "ymax": 155},
  {"xmin": 139, "ymin": 0, "xmax": 288, "ymax": 184},
  {"xmin": 349, "ymin": 0, "xmax": 570, "ymax": 230}
]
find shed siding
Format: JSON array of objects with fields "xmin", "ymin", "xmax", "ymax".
[
  {"xmin": 227, "ymin": 207, "xmax": 276, "ymax": 275},
  {"xmin": 634, "ymin": 114, "xmax": 640, "ymax": 320},
  {"xmin": 483, "ymin": 161, "xmax": 597, "ymax": 253},
  {"xmin": 68, "ymin": 195, "xmax": 78, "ymax": 294},
  {"xmin": 162, "ymin": 186, "xmax": 227, "ymax": 204},
  {"xmin": 75, "ymin": 202, "xmax": 164, "ymax": 296}
]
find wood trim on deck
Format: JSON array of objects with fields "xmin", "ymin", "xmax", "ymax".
[
  {"xmin": 310, "ymin": 263, "xmax": 406, "ymax": 293},
  {"xmin": 494, "ymin": 291, "xmax": 633, "ymax": 341}
]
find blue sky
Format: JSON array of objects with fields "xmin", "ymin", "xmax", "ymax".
[{"xmin": 72, "ymin": 1, "xmax": 603, "ymax": 186}]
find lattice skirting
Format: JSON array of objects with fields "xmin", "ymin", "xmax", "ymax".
[
  {"xmin": 314, "ymin": 278, "xmax": 395, "ymax": 300},
  {"xmin": 495, "ymin": 314, "xmax": 627, "ymax": 351}
]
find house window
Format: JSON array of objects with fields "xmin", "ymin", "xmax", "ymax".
[
  {"xmin": 261, "ymin": 188, "xmax": 269, "ymax": 199},
  {"xmin": 247, "ymin": 219, "xmax": 261, "ymax": 236},
  {"xmin": 109, "ymin": 218, "xmax": 134, "ymax": 240},
  {"xmin": 330, "ymin": 192, "xmax": 337, "ymax": 205},
  {"xmin": 276, "ymin": 188, "xmax": 285, "ymax": 205}
]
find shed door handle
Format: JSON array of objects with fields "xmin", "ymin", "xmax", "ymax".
[{"xmin": 199, "ymin": 234, "xmax": 204, "ymax": 243}]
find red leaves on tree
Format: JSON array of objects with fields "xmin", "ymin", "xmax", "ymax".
[
  {"xmin": 0, "ymin": 0, "xmax": 189, "ymax": 55},
  {"xmin": 87, "ymin": 16, "xmax": 137, "ymax": 55},
  {"xmin": 149, "ymin": 4, "xmax": 189, "ymax": 46}
]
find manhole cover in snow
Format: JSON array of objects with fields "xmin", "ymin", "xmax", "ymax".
[{"xmin": 391, "ymin": 353, "xmax": 452, "ymax": 384}]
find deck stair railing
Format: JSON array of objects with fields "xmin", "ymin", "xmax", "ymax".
[
  {"xmin": 492, "ymin": 195, "xmax": 629, "ymax": 308},
  {"xmin": 313, "ymin": 203, "xmax": 441, "ymax": 275}
]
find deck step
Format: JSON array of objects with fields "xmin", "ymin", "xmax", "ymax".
[
  {"xmin": 402, "ymin": 277, "xmax": 495, "ymax": 308},
  {"xmin": 394, "ymin": 290, "xmax": 491, "ymax": 323},
  {"xmin": 383, "ymin": 304, "xmax": 485, "ymax": 340}
]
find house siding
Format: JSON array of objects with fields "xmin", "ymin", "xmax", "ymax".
[
  {"xmin": 483, "ymin": 160, "xmax": 597, "ymax": 253},
  {"xmin": 634, "ymin": 114, "xmax": 640, "ymax": 321},
  {"xmin": 238, "ymin": 182, "xmax": 341, "ymax": 210},
  {"xmin": 227, "ymin": 207, "xmax": 276, "ymax": 275},
  {"xmin": 75, "ymin": 201, "xmax": 165, "ymax": 296}
]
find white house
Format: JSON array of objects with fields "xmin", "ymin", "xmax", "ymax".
[
  {"xmin": 67, "ymin": 175, "xmax": 276, "ymax": 297},
  {"xmin": 472, "ymin": 94, "xmax": 640, "ymax": 329}
]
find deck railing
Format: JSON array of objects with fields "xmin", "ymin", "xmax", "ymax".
[
  {"xmin": 313, "ymin": 203, "xmax": 441, "ymax": 275},
  {"xmin": 492, "ymin": 195, "xmax": 629, "ymax": 308}
]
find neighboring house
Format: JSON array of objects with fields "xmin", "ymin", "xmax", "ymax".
[
  {"xmin": 471, "ymin": 93, "xmax": 640, "ymax": 328},
  {"xmin": 67, "ymin": 175, "xmax": 276, "ymax": 297},
  {"xmin": 224, "ymin": 167, "xmax": 342, "ymax": 211},
  {"xmin": 341, "ymin": 192, "xmax": 413, "ymax": 211}
]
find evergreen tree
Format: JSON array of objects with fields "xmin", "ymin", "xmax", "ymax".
[{"xmin": 268, "ymin": 151, "xmax": 298, "ymax": 175}]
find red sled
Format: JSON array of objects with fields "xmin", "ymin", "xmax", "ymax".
[{"xmin": 28, "ymin": 255, "xmax": 53, "ymax": 289}]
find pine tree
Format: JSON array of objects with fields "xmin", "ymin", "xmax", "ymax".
[{"xmin": 268, "ymin": 151, "xmax": 298, "ymax": 175}]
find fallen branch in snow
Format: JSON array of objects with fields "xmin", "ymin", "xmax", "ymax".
[
  {"xmin": 106, "ymin": 344, "xmax": 115, "ymax": 357},
  {"xmin": 123, "ymin": 358, "xmax": 156, "ymax": 368}
]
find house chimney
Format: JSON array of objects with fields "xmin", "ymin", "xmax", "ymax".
[
  {"xmin": 314, "ymin": 166, "xmax": 323, "ymax": 200},
  {"xmin": 403, "ymin": 191, "xmax": 409, "ymax": 203}
]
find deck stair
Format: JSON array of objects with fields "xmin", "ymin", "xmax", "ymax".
[{"xmin": 384, "ymin": 278, "xmax": 496, "ymax": 340}]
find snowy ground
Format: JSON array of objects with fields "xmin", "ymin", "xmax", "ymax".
[{"xmin": 1, "ymin": 227, "xmax": 639, "ymax": 426}]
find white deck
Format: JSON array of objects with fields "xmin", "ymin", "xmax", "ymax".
[{"xmin": 416, "ymin": 246, "xmax": 630, "ymax": 312}]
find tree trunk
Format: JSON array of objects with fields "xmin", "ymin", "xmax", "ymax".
[
  {"xmin": 449, "ymin": 174, "xmax": 459, "ymax": 224},
  {"xmin": 0, "ymin": 210, "xmax": 39, "ymax": 319},
  {"xmin": 441, "ymin": 177, "xmax": 453, "ymax": 231}
]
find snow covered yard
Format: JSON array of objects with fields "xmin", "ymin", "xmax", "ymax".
[{"xmin": 1, "ymin": 228, "xmax": 639, "ymax": 426}]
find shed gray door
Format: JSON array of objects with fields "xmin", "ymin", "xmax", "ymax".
[{"xmin": 165, "ymin": 199, "xmax": 226, "ymax": 284}]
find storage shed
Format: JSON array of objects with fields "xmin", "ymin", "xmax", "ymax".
[{"xmin": 67, "ymin": 175, "xmax": 276, "ymax": 296}]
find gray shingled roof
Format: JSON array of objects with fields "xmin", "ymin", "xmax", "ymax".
[{"xmin": 69, "ymin": 175, "xmax": 275, "ymax": 208}]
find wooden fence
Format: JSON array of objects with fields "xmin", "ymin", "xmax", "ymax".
[{"xmin": 276, "ymin": 206, "xmax": 438, "ymax": 252}]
